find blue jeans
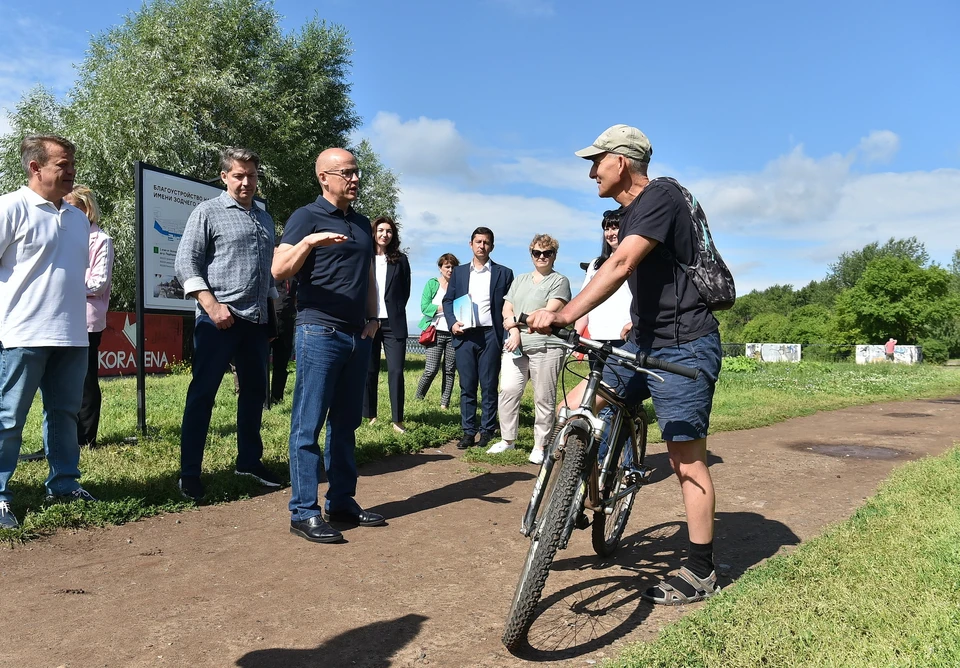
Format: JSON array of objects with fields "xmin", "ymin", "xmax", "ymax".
[
  {"xmin": 288, "ymin": 324, "xmax": 371, "ymax": 521},
  {"xmin": 0, "ymin": 346, "xmax": 87, "ymax": 502},
  {"xmin": 180, "ymin": 316, "xmax": 269, "ymax": 477}
]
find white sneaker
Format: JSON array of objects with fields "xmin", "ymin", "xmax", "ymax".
[
  {"xmin": 486, "ymin": 440, "xmax": 515, "ymax": 454},
  {"xmin": 528, "ymin": 447, "xmax": 545, "ymax": 465}
]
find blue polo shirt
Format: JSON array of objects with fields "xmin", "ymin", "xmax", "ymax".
[{"xmin": 280, "ymin": 195, "xmax": 372, "ymax": 331}]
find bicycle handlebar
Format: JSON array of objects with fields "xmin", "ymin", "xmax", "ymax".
[{"xmin": 517, "ymin": 312, "xmax": 700, "ymax": 380}]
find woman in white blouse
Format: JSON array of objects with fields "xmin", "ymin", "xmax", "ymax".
[
  {"xmin": 575, "ymin": 208, "xmax": 633, "ymax": 367},
  {"xmin": 362, "ymin": 217, "xmax": 411, "ymax": 433}
]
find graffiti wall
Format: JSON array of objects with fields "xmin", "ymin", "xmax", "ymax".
[
  {"xmin": 855, "ymin": 345, "xmax": 920, "ymax": 365},
  {"xmin": 745, "ymin": 343, "xmax": 802, "ymax": 362}
]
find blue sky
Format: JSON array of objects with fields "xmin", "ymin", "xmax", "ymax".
[{"xmin": 2, "ymin": 0, "xmax": 959, "ymax": 326}]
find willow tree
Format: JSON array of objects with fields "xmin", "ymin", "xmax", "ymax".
[{"xmin": 0, "ymin": 0, "xmax": 399, "ymax": 310}]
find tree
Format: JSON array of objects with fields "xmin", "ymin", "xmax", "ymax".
[
  {"xmin": 785, "ymin": 304, "xmax": 832, "ymax": 344},
  {"xmin": 0, "ymin": 0, "xmax": 399, "ymax": 310},
  {"xmin": 833, "ymin": 256, "xmax": 960, "ymax": 344},
  {"xmin": 827, "ymin": 237, "xmax": 930, "ymax": 290},
  {"xmin": 795, "ymin": 278, "xmax": 840, "ymax": 309},
  {"xmin": 740, "ymin": 313, "xmax": 790, "ymax": 343}
]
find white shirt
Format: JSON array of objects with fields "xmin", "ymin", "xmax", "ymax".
[
  {"xmin": 432, "ymin": 286, "xmax": 450, "ymax": 332},
  {"xmin": 581, "ymin": 258, "xmax": 633, "ymax": 341},
  {"xmin": 0, "ymin": 186, "xmax": 89, "ymax": 347},
  {"xmin": 375, "ymin": 254, "xmax": 388, "ymax": 318},
  {"xmin": 468, "ymin": 260, "xmax": 493, "ymax": 327}
]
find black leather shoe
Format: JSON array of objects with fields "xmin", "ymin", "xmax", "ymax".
[
  {"xmin": 290, "ymin": 516, "xmax": 344, "ymax": 543},
  {"xmin": 477, "ymin": 432, "xmax": 494, "ymax": 449},
  {"xmin": 457, "ymin": 434, "xmax": 475, "ymax": 450},
  {"xmin": 323, "ymin": 508, "xmax": 386, "ymax": 527}
]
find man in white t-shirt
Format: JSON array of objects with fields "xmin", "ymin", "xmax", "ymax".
[{"xmin": 0, "ymin": 135, "xmax": 95, "ymax": 530}]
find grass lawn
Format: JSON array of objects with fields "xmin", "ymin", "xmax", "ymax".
[
  {"xmin": 2, "ymin": 356, "xmax": 959, "ymax": 542},
  {"xmin": 606, "ymin": 445, "xmax": 960, "ymax": 668}
]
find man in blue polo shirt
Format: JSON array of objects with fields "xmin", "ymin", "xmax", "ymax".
[{"xmin": 273, "ymin": 147, "xmax": 385, "ymax": 544}]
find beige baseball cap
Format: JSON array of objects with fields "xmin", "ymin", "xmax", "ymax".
[{"xmin": 575, "ymin": 124, "xmax": 653, "ymax": 162}]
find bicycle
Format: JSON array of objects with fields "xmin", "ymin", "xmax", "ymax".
[{"xmin": 501, "ymin": 314, "xmax": 699, "ymax": 650}]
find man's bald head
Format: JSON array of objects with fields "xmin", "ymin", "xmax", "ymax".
[
  {"xmin": 315, "ymin": 148, "xmax": 356, "ymax": 177},
  {"xmin": 315, "ymin": 148, "xmax": 360, "ymax": 211}
]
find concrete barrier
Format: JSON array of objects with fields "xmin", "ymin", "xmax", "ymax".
[{"xmin": 745, "ymin": 343, "xmax": 802, "ymax": 362}]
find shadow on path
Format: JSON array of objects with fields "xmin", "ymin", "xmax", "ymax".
[
  {"xmin": 510, "ymin": 511, "xmax": 799, "ymax": 661},
  {"xmin": 369, "ymin": 470, "xmax": 535, "ymax": 520},
  {"xmin": 235, "ymin": 614, "xmax": 428, "ymax": 668}
]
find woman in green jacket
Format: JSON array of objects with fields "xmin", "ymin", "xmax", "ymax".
[{"xmin": 415, "ymin": 253, "xmax": 459, "ymax": 409}]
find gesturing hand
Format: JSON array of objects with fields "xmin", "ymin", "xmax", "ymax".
[{"xmin": 305, "ymin": 232, "xmax": 348, "ymax": 248}]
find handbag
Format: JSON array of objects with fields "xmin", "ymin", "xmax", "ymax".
[{"xmin": 418, "ymin": 325, "xmax": 437, "ymax": 345}]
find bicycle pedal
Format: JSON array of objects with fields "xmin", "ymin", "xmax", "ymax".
[
  {"xmin": 575, "ymin": 512, "xmax": 591, "ymax": 530},
  {"xmin": 626, "ymin": 466, "xmax": 653, "ymax": 484}
]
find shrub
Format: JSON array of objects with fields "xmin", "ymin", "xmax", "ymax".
[
  {"xmin": 919, "ymin": 338, "xmax": 949, "ymax": 365},
  {"xmin": 722, "ymin": 356, "xmax": 762, "ymax": 373}
]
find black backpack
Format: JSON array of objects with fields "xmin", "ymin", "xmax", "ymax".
[{"xmin": 651, "ymin": 176, "xmax": 737, "ymax": 311}]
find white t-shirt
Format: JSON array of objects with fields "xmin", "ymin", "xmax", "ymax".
[
  {"xmin": 468, "ymin": 260, "xmax": 493, "ymax": 327},
  {"xmin": 0, "ymin": 186, "xmax": 89, "ymax": 347},
  {"xmin": 375, "ymin": 253, "xmax": 388, "ymax": 318},
  {"xmin": 432, "ymin": 286, "xmax": 450, "ymax": 332},
  {"xmin": 581, "ymin": 258, "xmax": 633, "ymax": 341}
]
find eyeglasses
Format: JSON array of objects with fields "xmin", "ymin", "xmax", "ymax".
[
  {"xmin": 530, "ymin": 249, "xmax": 556, "ymax": 259},
  {"xmin": 322, "ymin": 168, "xmax": 362, "ymax": 181}
]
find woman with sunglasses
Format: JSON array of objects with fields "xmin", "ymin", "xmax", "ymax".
[
  {"xmin": 487, "ymin": 234, "xmax": 570, "ymax": 465},
  {"xmin": 575, "ymin": 208, "xmax": 633, "ymax": 369},
  {"xmin": 362, "ymin": 216, "xmax": 411, "ymax": 434}
]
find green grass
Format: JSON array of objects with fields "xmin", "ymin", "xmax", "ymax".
[
  {"xmin": 606, "ymin": 445, "xmax": 960, "ymax": 668},
  {"xmin": 2, "ymin": 356, "xmax": 959, "ymax": 543}
]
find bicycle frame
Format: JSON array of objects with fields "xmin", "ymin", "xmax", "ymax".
[{"xmin": 520, "ymin": 344, "xmax": 648, "ymax": 545}]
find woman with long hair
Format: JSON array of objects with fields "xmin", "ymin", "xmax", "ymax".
[
  {"xmin": 362, "ymin": 216, "xmax": 411, "ymax": 433},
  {"xmin": 414, "ymin": 253, "xmax": 460, "ymax": 409}
]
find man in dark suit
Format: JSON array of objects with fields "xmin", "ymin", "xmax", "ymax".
[{"xmin": 443, "ymin": 227, "xmax": 514, "ymax": 449}]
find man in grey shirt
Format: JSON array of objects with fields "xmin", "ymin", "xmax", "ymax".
[{"xmin": 174, "ymin": 147, "xmax": 280, "ymax": 502}]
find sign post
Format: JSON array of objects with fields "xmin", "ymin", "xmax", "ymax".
[{"xmin": 133, "ymin": 163, "xmax": 223, "ymax": 436}]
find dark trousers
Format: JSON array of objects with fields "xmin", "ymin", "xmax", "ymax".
[
  {"xmin": 454, "ymin": 326, "xmax": 500, "ymax": 436},
  {"xmin": 270, "ymin": 317, "xmax": 295, "ymax": 402},
  {"xmin": 77, "ymin": 331, "xmax": 103, "ymax": 446},
  {"xmin": 362, "ymin": 319, "xmax": 407, "ymax": 423},
  {"xmin": 180, "ymin": 316, "xmax": 269, "ymax": 478}
]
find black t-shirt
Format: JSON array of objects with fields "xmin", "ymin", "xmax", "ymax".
[
  {"xmin": 619, "ymin": 178, "xmax": 718, "ymax": 348},
  {"xmin": 280, "ymin": 196, "xmax": 373, "ymax": 331}
]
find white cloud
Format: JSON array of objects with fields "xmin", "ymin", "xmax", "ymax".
[
  {"xmin": 397, "ymin": 181, "xmax": 597, "ymax": 248},
  {"xmin": 691, "ymin": 145, "xmax": 853, "ymax": 228},
  {"xmin": 857, "ymin": 130, "xmax": 900, "ymax": 164},
  {"xmin": 367, "ymin": 112, "xmax": 473, "ymax": 178},
  {"xmin": 491, "ymin": 155, "xmax": 596, "ymax": 193}
]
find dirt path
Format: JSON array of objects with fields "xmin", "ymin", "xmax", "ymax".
[{"xmin": 3, "ymin": 396, "xmax": 959, "ymax": 668}]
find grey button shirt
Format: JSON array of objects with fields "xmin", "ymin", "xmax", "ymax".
[{"xmin": 175, "ymin": 191, "xmax": 278, "ymax": 324}]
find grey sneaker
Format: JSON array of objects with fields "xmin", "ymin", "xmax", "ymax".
[
  {"xmin": 0, "ymin": 501, "xmax": 19, "ymax": 529},
  {"xmin": 45, "ymin": 487, "xmax": 97, "ymax": 504}
]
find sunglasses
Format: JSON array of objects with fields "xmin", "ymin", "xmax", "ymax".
[{"xmin": 530, "ymin": 249, "xmax": 555, "ymax": 259}]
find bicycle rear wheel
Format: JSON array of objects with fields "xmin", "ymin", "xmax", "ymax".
[
  {"xmin": 591, "ymin": 409, "xmax": 647, "ymax": 557},
  {"xmin": 502, "ymin": 427, "xmax": 589, "ymax": 651}
]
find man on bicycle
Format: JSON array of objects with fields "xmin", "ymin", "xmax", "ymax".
[{"xmin": 527, "ymin": 124, "xmax": 723, "ymax": 605}]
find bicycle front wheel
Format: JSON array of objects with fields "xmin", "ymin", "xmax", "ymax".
[
  {"xmin": 592, "ymin": 411, "xmax": 647, "ymax": 557},
  {"xmin": 502, "ymin": 426, "xmax": 589, "ymax": 651}
]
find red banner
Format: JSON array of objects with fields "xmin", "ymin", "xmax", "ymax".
[{"xmin": 98, "ymin": 312, "xmax": 183, "ymax": 376}]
